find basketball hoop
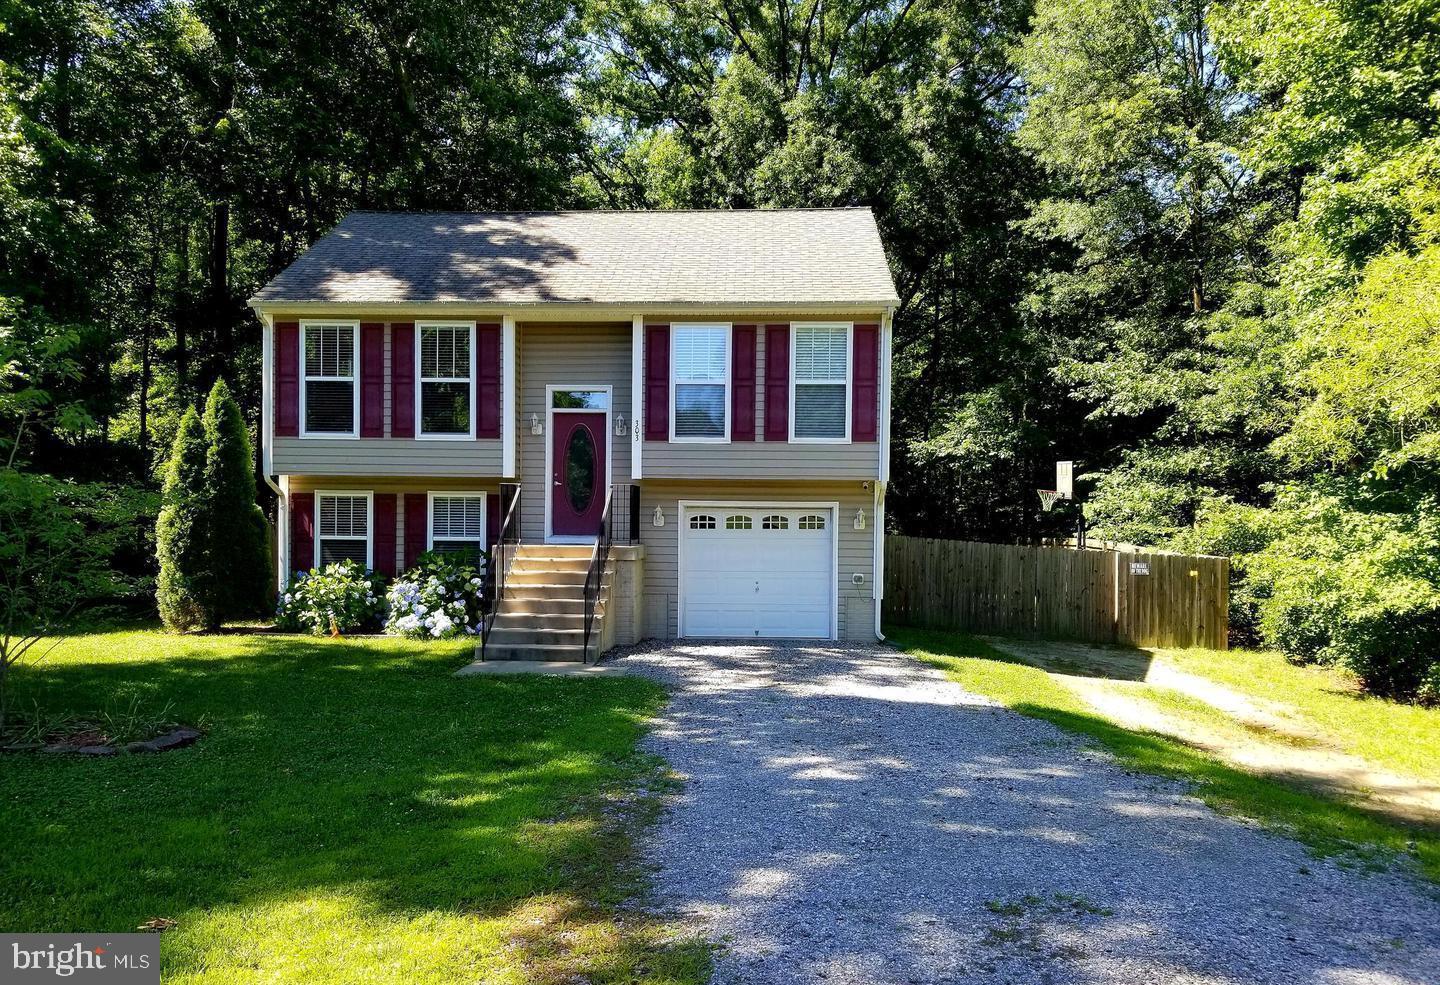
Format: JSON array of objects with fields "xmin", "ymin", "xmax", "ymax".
[{"xmin": 1038, "ymin": 489, "xmax": 1065, "ymax": 512}]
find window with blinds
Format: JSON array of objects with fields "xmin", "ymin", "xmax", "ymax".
[
  {"xmin": 317, "ymin": 493, "xmax": 370, "ymax": 567},
  {"xmin": 430, "ymin": 494, "xmax": 486, "ymax": 560},
  {"xmin": 303, "ymin": 324, "xmax": 358, "ymax": 435},
  {"xmin": 419, "ymin": 324, "xmax": 474, "ymax": 437},
  {"xmin": 793, "ymin": 325, "xmax": 850, "ymax": 440},
  {"xmin": 671, "ymin": 325, "xmax": 729, "ymax": 439}
]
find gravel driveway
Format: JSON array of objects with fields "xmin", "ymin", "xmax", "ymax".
[{"xmin": 620, "ymin": 641, "xmax": 1440, "ymax": 985}]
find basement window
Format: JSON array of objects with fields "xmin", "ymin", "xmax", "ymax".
[{"xmin": 317, "ymin": 492, "xmax": 371, "ymax": 568}]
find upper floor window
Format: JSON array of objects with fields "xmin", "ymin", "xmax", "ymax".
[
  {"xmin": 317, "ymin": 492, "xmax": 371, "ymax": 567},
  {"xmin": 792, "ymin": 324, "xmax": 850, "ymax": 441},
  {"xmin": 302, "ymin": 322, "xmax": 359, "ymax": 436},
  {"xmin": 672, "ymin": 325, "xmax": 729, "ymax": 440},
  {"xmin": 418, "ymin": 323, "xmax": 475, "ymax": 438},
  {"xmin": 429, "ymin": 493, "xmax": 486, "ymax": 562}
]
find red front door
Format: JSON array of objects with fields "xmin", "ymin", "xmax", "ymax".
[{"xmin": 551, "ymin": 412, "xmax": 607, "ymax": 536}]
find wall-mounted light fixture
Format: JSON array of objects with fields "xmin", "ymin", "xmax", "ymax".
[
  {"xmin": 652, "ymin": 506, "xmax": 665, "ymax": 527},
  {"xmin": 614, "ymin": 414, "xmax": 627, "ymax": 437},
  {"xmin": 854, "ymin": 508, "xmax": 867, "ymax": 531},
  {"xmin": 530, "ymin": 413, "xmax": 542, "ymax": 435}
]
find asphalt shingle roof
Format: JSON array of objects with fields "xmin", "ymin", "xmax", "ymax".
[{"xmin": 251, "ymin": 209, "xmax": 898, "ymax": 308}]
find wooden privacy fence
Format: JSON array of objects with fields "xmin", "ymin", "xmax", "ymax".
[{"xmin": 884, "ymin": 536, "xmax": 1229, "ymax": 649}]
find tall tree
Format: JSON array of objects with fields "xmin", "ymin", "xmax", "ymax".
[
  {"xmin": 155, "ymin": 406, "xmax": 209, "ymax": 631},
  {"xmin": 201, "ymin": 378, "xmax": 270, "ymax": 622}
]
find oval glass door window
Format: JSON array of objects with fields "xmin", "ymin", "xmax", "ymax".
[{"xmin": 565, "ymin": 426, "xmax": 596, "ymax": 513}]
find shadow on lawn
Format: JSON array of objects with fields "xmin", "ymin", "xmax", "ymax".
[{"xmin": 1, "ymin": 633, "xmax": 708, "ymax": 983}]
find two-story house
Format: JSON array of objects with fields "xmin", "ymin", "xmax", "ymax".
[{"xmin": 251, "ymin": 209, "xmax": 897, "ymax": 656}]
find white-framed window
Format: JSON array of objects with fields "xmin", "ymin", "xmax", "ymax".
[
  {"xmin": 762, "ymin": 514, "xmax": 789, "ymax": 530},
  {"xmin": 316, "ymin": 491, "xmax": 372, "ymax": 568},
  {"xmin": 301, "ymin": 321, "xmax": 360, "ymax": 437},
  {"xmin": 791, "ymin": 323, "xmax": 852, "ymax": 441},
  {"xmin": 725, "ymin": 514, "xmax": 753, "ymax": 530},
  {"xmin": 689, "ymin": 513, "xmax": 717, "ymax": 530},
  {"xmin": 428, "ymin": 492, "xmax": 487, "ymax": 561},
  {"xmin": 417, "ymin": 322, "xmax": 476, "ymax": 438},
  {"xmin": 798, "ymin": 513, "xmax": 827, "ymax": 530},
  {"xmin": 671, "ymin": 324, "xmax": 730, "ymax": 441}
]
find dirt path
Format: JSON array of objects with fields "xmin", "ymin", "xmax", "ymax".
[{"xmin": 983, "ymin": 638, "xmax": 1440, "ymax": 826}]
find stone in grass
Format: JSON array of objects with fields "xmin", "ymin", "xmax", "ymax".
[
  {"xmin": 75, "ymin": 745, "xmax": 118, "ymax": 757},
  {"xmin": 125, "ymin": 727, "xmax": 203, "ymax": 754}
]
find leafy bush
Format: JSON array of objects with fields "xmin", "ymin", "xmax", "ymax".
[
  {"xmin": 1237, "ymin": 483, "xmax": 1440, "ymax": 702},
  {"xmin": 385, "ymin": 551, "xmax": 488, "ymax": 639},
  {"xmin": 276, "ymin": 561, "xmax": 386, "ymax": 636}
]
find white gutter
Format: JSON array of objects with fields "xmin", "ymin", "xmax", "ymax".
[
  {"xmin": 874, "ymin": 481, "xmax": 886, "ymax": 642},
  {"xmin": 259, "ymin": 313, "xmax": 287, "ymax": 592},
  {"xmin": 501, "ymin": 314, "xmax": 517, "ymax": 477},
  {"xmin": 874, "ymin": 305, "xmax": 895, "ymax": 641},
  {"xmin": 249, "ymin": 299, "xmax": 901, "ymax": 321},
  {"xmin": 631, "ymin": 315, "xmax": 644, "ymax": 480}
]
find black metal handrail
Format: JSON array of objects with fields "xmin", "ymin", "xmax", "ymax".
[
  {"xmin": 580, "ymin": 487, "xmax": 614, "ymax": 663},
  {"xmin": 479, "ymin": 483, "xmax": 521, "ymax": 661},
  {"xmin": 580, "ymin": 484, "xmax": 640, "ymax": 663}
]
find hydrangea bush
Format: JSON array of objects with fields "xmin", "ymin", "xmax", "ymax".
[
  {"xmin": 275, "ymin": 560, "xmax": 387, "ymax": 635},
  {"xmin": 384, "ymin": 551, "xmax": 488, "ymax": 639}
]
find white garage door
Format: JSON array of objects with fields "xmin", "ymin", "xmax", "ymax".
[{"xmin": 680, "ymin": 506, "xmax": 835, "ymax": 639}]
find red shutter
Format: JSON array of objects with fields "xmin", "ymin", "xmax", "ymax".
[
  {"xmin": 486, "ymin": 493, "xmax": 500, "ymax": 550},
  {"xmin": 275, "ymin": 322, "xmax": 299, "ymax": 437},
  {"xmin": 372, "ymin": 493, "xmax": 397, "ymax": 576},
  {"xmin": 403, "ymin": 493, "xmax": 427, "ymax": 570},
  {"xmin": 853, "ymin": 324, "xmax": 880, "ymax": 441},
  {"xmin": 645, "ymin": 324, "xmax": 670, "ymax": 440},
  {"xmin": 732, "ymin": 325, "xmax": 756, "ymax": 441},
  {"xmin": 290, "ymin": 492, "xmax": 314, "ymax": 574},
  {"xmin": 476, "ymin": 323, "xmax": 501, "ymax": 438},
  {"xmin": 360, "ymin": 322, "xmax": 385, "ymax": 437},
  {"xmin": 763, "ymin": 324, "xmax": 790, "ymax": 441},
  {"xmin": 391, "ymin": 323, "xmax": 415, "ymax": 438}
]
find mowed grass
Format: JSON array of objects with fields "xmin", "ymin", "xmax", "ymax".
[
  {"xmin": 0, "ymin": 630, "xmax": 708, "ymax": 985},
  {"xmin": 1157, "ymin": 645, "xmax": 1440, "ymax": 781},
  {"xmin": 887, "ymin": 626, "xmax": 1440, "ymax": 884}
]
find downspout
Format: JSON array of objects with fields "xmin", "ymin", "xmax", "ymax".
[
  {"xmin": 874, "ymin": 306, "xmax": 894, "ymax": 642},
  {"xmin": 259, "ymin": 312, "xmax": 287, "ymax": 591}
]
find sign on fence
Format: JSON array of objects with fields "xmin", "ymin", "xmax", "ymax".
[{"xmin": 884, "ymin": 536, "xmax": 1228, "ymax": 649}]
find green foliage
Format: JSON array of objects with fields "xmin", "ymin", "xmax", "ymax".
[
  {"xmin": 200, "ymin": 379, "xmax": 270, "ymax": 621},
  {"xmin": 384, "ymin": 551, "xmax": 488, "ymax": 639},
  {"xmin": 155, "ymin": 408, "xmax": 211, "ymax": 631},
  {"xmin": 0, "ymin": 468, "xmax": 110, "ymax": 725},
  {"xmin": 275, "ymin": 561, "xmax": 387, "ymax": 636}
]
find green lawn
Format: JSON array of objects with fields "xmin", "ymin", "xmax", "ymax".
[
  {"xmin": 887, "ymin": 626, "xmax": 1440, "ymax": 884},
  {"xmin": 1157, "ymin": 645, "xmax": 1440, "ymax": 781},
  {"xmin": 1, "ymin": 630, "xmax": 708, "ymax": 985}
]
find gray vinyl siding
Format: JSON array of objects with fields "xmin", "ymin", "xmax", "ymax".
[
  {"xmin": 635, "ymin": 480, "xmax": 878, "ymax": 642},
  {"xmin": 271, "ymin": 318, "xmax": 502, "ymax": 477},
  {"xmin": 515, "ymin": 322, "xmax": 634, "ymax": 541},
  {"xmin": 273, "ymin": 437, "xmax": 501, "ymax": 476},
  {"xmin": 641, "ymin": 315, "xmax": 882, "ymax": 480},
  {"xmin": 642, "ymin": 442, "xmax": 879, "ymax": 478}
]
